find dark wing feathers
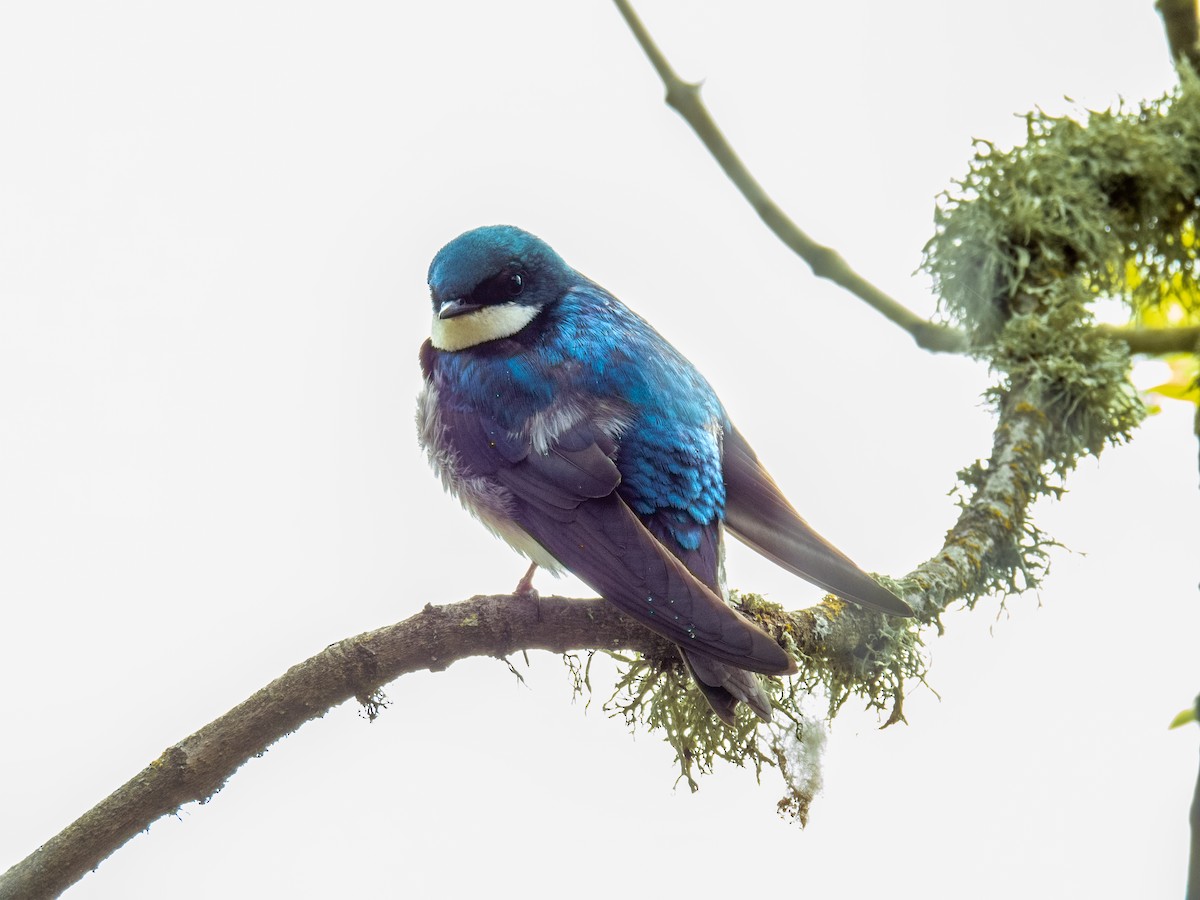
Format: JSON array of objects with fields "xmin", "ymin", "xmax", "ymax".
[
  {"xmin": 445, "ymin": 407, "xmax": 795, "ymax": 675},
  {"xmin": 641, "ymin": 510, "xmax": 723, "ymax": 595},
  {"xmin": 723, "ymin": 426, "xmax": 913, "ymax": 617},
  {"xmin": 540, "ymin": 445, "xmax": 618, "ymax": 499},
  {"xmin": 515, "ymin": 491, "xmax": 792, "ymax": 673}
]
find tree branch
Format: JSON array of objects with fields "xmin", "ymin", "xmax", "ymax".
[
  {"xmin": 1099, "ymin": 323, "xmax": 1200, "ymax": 354},
  {"xmin": 0, "ymin": 596, "xmax": 669, "ymax": 899},
  {"xmin": 1158, "ymin": 0, "xmax": 1200, "ymax": 70},
  {"xmin": 1190, "ymin": 745, "xmax": 1200, "ymax": 900},
  {"xmin": 8, "ymin": 8, "xmax": 1185, "ymax": 896},
  {"xmin": 614, "ymin": 0, "xmax": 1200, "ymax": 364},
  {"xmin": 611, "ymin": 0, "xmax": 968, "ymax": 354},
  {"xmin": 0, "ymin": 369, "xmax": 1058, "ymax": 897}
]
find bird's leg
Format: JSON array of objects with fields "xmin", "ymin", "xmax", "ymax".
[{"xmin": 513, "ymin": 562, "xmax": 539, "ymax": 600}]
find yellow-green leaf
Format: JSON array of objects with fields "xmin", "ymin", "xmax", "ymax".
[
  {"xmin": 1145, "ymin": 355, "xmax": 1200, "ymax": 406},
  {"xmin": 1170, "ymin": 707, "xmax": 1198, "ymax": 729}
]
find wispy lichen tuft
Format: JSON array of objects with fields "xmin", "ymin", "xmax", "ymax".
[
  {"xmin": 926, "ymin": 74, "xmax": 1200, "ymax": 342},
  {"xmin": 601, "ymin": 650, "xmax": 774, "ymax": 793},
  {"xmin": 768, "ymin": 715, "xmax": 827, "ymax": 825},
  {"xmin": 563, "ymin": 594, "xmax": 926, "ymax": 817},
  {"xmin": 566, "ymin": 72, "xmax": 1200, "ymax": 819}
]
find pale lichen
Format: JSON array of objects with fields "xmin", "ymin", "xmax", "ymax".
[
  {"xmin": 574, "ymin": 593, "xmax": 925, "ymax": 816},
  {"xmin": 568, "ymin": 72, "xmax": 1200, "ymax": 817},
  {"xmin": 767, "ymin": 710, "xmax": 827, "ymax": 825}
]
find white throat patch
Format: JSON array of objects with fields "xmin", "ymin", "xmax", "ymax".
[{"xmin": 430, "ymin": 302, "xmax": 542, "ymax": 351}]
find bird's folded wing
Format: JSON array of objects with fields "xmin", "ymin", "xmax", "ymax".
[
  {"xmin": 442, "ymin": 407, "xmax": 795, "ymax": 674},
  {"xmin": 722, "ymin": 425, "xmax": 913, "ymax": 617}
]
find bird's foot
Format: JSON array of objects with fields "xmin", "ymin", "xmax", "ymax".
[{"xmin": 513, "ymin": 562, "xmax": 539, "ymax": 601}]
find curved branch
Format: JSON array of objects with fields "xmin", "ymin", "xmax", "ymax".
[
  {"xmin": 611, "ymin": 0, "xmax": 968, "ymax": 354},
  {"xmin": 773, "ymin": 385, "xmax": 1051, "ymax": 657},
  {"xmin": 0, "ymin": 596, "xmax": 665, "ymax": 899},
  {"xmin": 0, "ymin": 371, "xmax": 1056, "ymax": 897},
  {"xmin": 903, "ymin": 390, "xmax": 1049, "ymax": 614}
]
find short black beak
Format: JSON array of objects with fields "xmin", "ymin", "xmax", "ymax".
[{"xmin": 437, "ymin": 298, "xmax": 482, "ymax": 320}]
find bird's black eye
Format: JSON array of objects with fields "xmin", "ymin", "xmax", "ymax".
[{"xmin": 470, "ymin": 269, "xmax": 529, "ymax": 306}]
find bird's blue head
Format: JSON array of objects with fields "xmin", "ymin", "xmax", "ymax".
[{"xmin": 427, "ymin": 225, "xmax": 575, "ymax": 352}]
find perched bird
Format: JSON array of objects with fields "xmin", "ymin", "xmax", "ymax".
[{"xmin": 416, "ymin": 225, "xmax": 912, "ymax": 724}]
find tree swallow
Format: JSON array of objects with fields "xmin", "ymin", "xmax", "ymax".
[{"xmin": 417, "ymin": 225, "xmax": 912, "ymax": 724}]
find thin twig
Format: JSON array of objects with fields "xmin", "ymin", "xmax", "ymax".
[
  {"xmin": 1158, "ymin": 0, "xmax": 1200, "ymax": 70},
  {"xmin": 1100, "ymin": 323, "xmax": 1200, "ymax": 354},
  {"xmin": 611, "ymin": 0, "xmax": 968, "ymax": 354}
]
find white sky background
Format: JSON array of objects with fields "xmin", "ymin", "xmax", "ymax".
[{"xmin": 2, "ymin": 1, "xmax": 1198, "ymax": 896}]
